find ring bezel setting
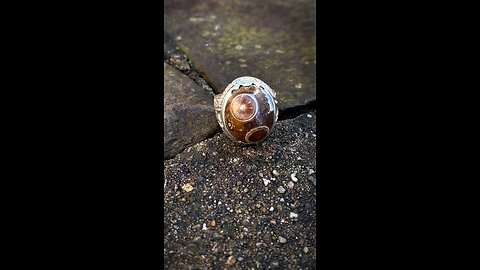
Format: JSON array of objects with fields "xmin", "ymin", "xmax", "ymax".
[{"xmin": 214, "ymin": 76, "xmax": 279, "ymax": 144}]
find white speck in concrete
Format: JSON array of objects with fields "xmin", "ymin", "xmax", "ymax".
[
  {"xmin": 290, "ymin": 172, "xmax": 298, "ymax": 182},
  {"xmin": 263, "ymin": 178, "xmax": 271, "ymax": 186}
]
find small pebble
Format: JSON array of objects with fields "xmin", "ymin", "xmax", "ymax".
[
  {"xmin": 308, "ymin": 169, "xmax": 315, "ymax": 175},
  {"xmin": 289, "ymin": 212, "xmax": 298, "ymax": 218},
  {"xmin": 290, "ymin": 173, "xmax": 298, "ymax": 182},
  {"xmin": 278, "ymin": 236, "xmax": 287, "ymax": 243},
  {"xmin": 235, "ymin": 45, "xmax": 243, "ymax": 50},
  {"xmin": 277, "ymin": 186, "xmax": 286, "ymax": 193},
  {"xmin": 272, "ymin": 170, "xmax": 280, "ymax": 177},
  {"xmin": 259, "ymin": 172, "xmax": 263, "ymax": 177},
  {"xmin": 181, "ymin": 183, "xmax": 194, "ymax": 192},
  {"xmin": 269, "ymin": 206, "xmax": 274, "ymax": 211},
  {"xmin": 210, "ymin": 220, "xmax": 216, "ymax": 227},
  {"xmin": 202, "ymin": 223, "xmax": 207, "ymax": 230},
  {"xmin": 303, "ymin": 247, "xmax": 309, "ymax": 253},
  {"xmin": 263, "ymin": 178, "xmax": 271, "ymax": 186},
  {"xmin": 287, "ymin": 181, "xmax": 294, "ymax": 189},
  {"xmin": 307, "ymin": 114, "xmax": 312, "ymax": 118},
  {"xmin": 226, "ymin": 256, "xmax": 236, "ymax": 265}
]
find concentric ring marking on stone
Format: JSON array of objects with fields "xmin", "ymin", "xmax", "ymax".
[
  {"xmin": 230, "ymin": 93, "xmax": 258, "ymax": 122},
  {"xmin": 245, "ymin": 126, "xmax": 270, "ymax": 143}
]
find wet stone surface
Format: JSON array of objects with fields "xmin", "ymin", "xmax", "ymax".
[
  {"xmin": 164, "ymin": 112, "xmax": 317, "ymax": 269},
  {"xmin": 164, "ymin": 63, "xmax": 221, "ymax": 159},
  {"xmin": 164, "ymin": 0, "xmax": 316, "ymax": 111}
]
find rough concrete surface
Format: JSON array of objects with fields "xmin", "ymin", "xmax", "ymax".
[{"xmin": 164, "ymin": 112, "xmax": 317, "ymax": 269}]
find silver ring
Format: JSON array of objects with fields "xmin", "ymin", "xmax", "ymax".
[{"xmin": 214, "ymin": 76, "xmax": 279, "ymax": 144}]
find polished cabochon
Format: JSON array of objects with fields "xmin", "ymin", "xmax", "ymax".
[{"xmin": 214, "ymin": 76, "xmax": 279, "ymax": 144}]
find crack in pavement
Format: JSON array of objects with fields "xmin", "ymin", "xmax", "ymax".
[
  {"xmin": 164, "ymin": 33, "xmax": 216, "ymax": 98},
  {"xmin": 164, "ymin": 33, "xmax": 316, "ymax": 162},
  {"xmin": 278, "ymin": 100, "xmax": 317, "ymax": 121},
  {"xmin": 164, "ymin": 32, "xmax": 317, "ymax": 118}
]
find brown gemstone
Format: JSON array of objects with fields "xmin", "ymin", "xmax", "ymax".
[
  {"xmin": 223, "ymin": 85, "xmax": 275, "ymax": 143},
  {"xmin": 230, "ymin": 93, "xmax": 257, "ymax": 121}
]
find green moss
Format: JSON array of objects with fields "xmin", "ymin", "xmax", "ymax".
[
  {"xmin": 164, "ymin": 0, "xmax": 316, "ymax": 107},
  {"xmin": 213, "ymin": 18, "xmax": 296, "ymax": 59},
  {"xmin": 276, "ymin": 91, "xmax": 294, "ymax": 104}
]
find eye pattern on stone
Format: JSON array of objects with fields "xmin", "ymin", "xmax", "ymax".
[
  {"xmin": 230, "ymin": 93, "xmax": 258, "ymax": 122},
  {"xmin": 214, "ymin": 76, "xmax": 278, "ymax": 144}
]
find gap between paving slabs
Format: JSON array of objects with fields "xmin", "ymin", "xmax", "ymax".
[
  {"xmin": 164, "ymin": 32, "xmax": 216, "ymax": 97},
  {"xmin": 167, "ymin": 40, "xmax": 318, "ymax": 118},
  {"xmin": 165, "ymin": 32, "xmax": 317, "ymax": 119},
  {"xmin": 164, "ymin": 34, "xmax": 316, "ymax": 161},
  {"xmin": 164, "ymin": 0, "xmax": 316, "ymax": 112}
]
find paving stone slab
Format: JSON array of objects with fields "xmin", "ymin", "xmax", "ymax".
[
  {"xmin": 164, "ymin": 0, "xmax": 316, "ymax": 111},
  {"xmin": 164, "ymin": 33, "xmax": 215, "ymax": 94},
  {"xmin": 164, "ymin": 62, "xmax": 221, "ymax": 159},
  {"xmin": 164, "ymin": 112, "xmax": 317, "ymax": 269}
]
